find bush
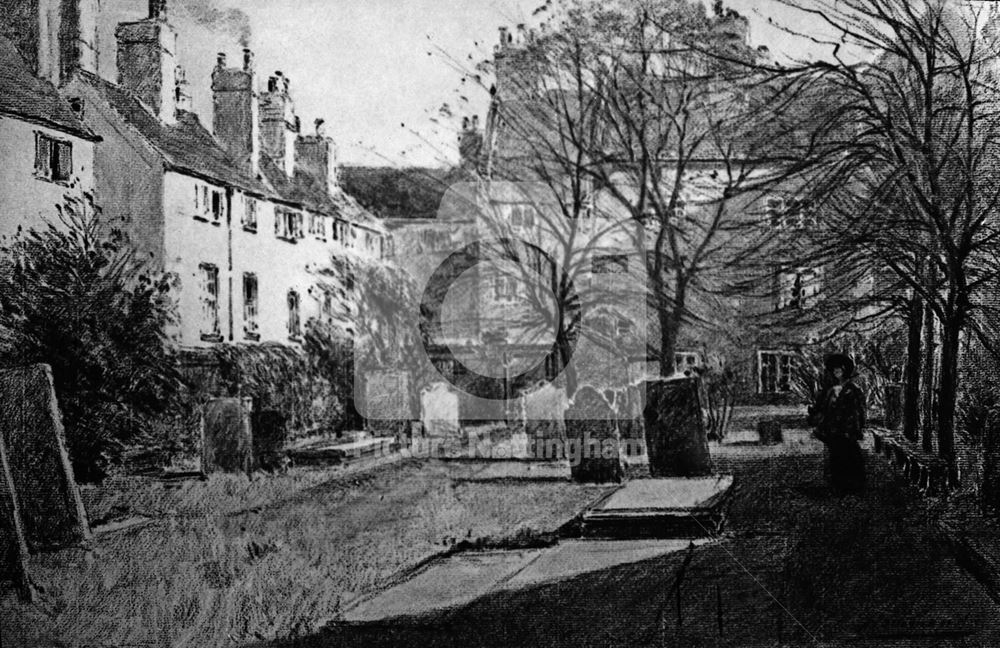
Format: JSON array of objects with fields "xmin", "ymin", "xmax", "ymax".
[{"xmin": 0, "ymin": 194, "xmax": 183, "ymax": 482}]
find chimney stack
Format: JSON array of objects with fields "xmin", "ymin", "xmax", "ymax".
[
  {"xmin": 116, "ymin": 0, "xmax": 179, "ymax": 124},
  {"xmin": 212, "ymin": 48, "xmax": 261, "ymax": 176},
  {"xmin": 261, "ymin": 70, "xmax": 299, "ymax": 177},
  {"xmin": 296, "ymin": 117, "xmax": 338, "ymax": 195},
  {"xmin": 459, "ymin": 114, "xmax": 483, "ymax": 171},
  {"xmin": 175, "ymin": 65, "xmax": 191, "ymax": 111},
  {"xmin": 149, "ymin": 0, "xmax": 167, "ymax": 20},
  {"xmin": 216, "ymin": 52, "xmax": 227, "ymax": 68}
]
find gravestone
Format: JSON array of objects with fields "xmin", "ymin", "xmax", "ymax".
[
  {"xmin": 202, "ymin": 397, "xmax": 253, "ymax": 474},
  {"xmin": 0, "ymin": 364, "xmax": 90, "ymax": 551},
  {"xmin": 618, "ymin": 385, "xmax": 646, "ymax": 457},
  {"xmin": 565, "ymin": 386, "xmax": 625, "ymax": 483},
  {"xmin": 524, "ymin": 383, "xmax": 568, "ymax": 460},
  {"xmin": 365, "ymin": 371, "xmax": 411, "ymax": 437},
  {"xmin": 421, "ymin": 383, "xmax": 461, "ymax": 438},
  {"xmin": 643, "ymin": 378, "xmax": 712, "ymax": 477},
  {"xmin": 0, "ymin": 433, "xmax": 33, "ymax": 601},
  {"xmin": 252, "ymin": 409, "xmax": 287, "ymax": 472},
  {"xmin": 884, "ymin": 383, "xmax": 903, "ymax": 430},
  {"xmin": 757, "ymin": 419, "xmax": 783, "ymax": 445}
]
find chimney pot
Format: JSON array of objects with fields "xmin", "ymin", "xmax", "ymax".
[
  {"xmin": 294, "ymin": 115, "xmax": 301, "ymax": 132},
  {"xmin": 498, "ymin": 26, "xmax": 509, "ymax": 48},
  {"xmin": 217, "ymin": 52, "xmax": 227, "ymax": 68},
  {"xmin": 315, "ymin": 118, "xmax": 326, "ymax": 136},
  {"xmin": 462, "ymin": 116, "xmax": 470, "ymax": 130},
  {"xmin": 243, "ymin": 48, "xmax": 254, "ymax": 70},
  {"xmin": 268, "ymin": 76, "xmax": 278, "ymax": 92},
  {"xmin": 472, "ymin": 115, "xmax": 479, "ymax": 129},
  {"xmin": 149, "ymin": 0, "xmax": 167, "ymax": 20}
]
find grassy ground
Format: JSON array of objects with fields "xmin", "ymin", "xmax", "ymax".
[
  {"xmin": 1, "ymin": 459, "xmax": 609, "ymax": 647},
  {"xmin": 297, "ymin": 449, "xmax": 1000, "ymax": 648}
]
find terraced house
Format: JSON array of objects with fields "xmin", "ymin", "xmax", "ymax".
[{"xmin": 2, "ymin": 0, "xmax": 388, "ymax": 349}]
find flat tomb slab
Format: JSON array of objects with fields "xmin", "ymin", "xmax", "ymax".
[
  {"xmin": 581, "ymin": 476, "xmax": 735, "ymax": 539},
  {"xmin": 595, "ymin": 476, "xmax": 734, "ymax": 513}
]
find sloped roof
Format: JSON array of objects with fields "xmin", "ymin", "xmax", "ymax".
[
  {"xmin": 77, "ymin": 71, "xmax": 267, "ymax": 194},
  {"xmin": 340, "ymin": 166, "xmax": 472, "ymax": 220},
  {"xmin": 76, "ymin": 70, "xmax": 381, "ymax": 227},
  {"xmin": 0, "ymin": 37, "xmax": 97, "ymax": 140},
  {"xmin": 259, "ymin": 157, "xmax": 379, "ymax": 226}
]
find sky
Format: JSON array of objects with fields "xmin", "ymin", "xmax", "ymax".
[{"xmin": 97, "ymin": 0, "xmax": 836, "ymax": 168}]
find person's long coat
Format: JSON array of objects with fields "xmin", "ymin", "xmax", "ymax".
[{"xmin": 808, "ymin": 381, "xmax": 866, "ymax": 442}]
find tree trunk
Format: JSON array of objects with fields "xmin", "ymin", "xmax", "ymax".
[
  {"xmin": 938, "ymin": 312, "xmax": 962, "ymax": 479},
  {"xmin": 903, "ymin": 293, "xmax": 923, "ymax": 442},
  {"xmin": 921, "ymin": 301, "xmax": 937, "ymax": 453}
]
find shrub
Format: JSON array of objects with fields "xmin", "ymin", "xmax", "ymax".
[{"xmin": 0, "ymin": 194, "xmax": 183, "ymax": 482}]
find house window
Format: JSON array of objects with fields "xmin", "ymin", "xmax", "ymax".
[
  {"xmin": 34, "ymin": 132, "xmax": 72, "ymax": 182},
  {"xmin": 593, "ymin": 254, "xmax": 629, "ymax": 274},
  {"xmin": 194, "ymin": 186, "xmax": 224, "ymax": 223},
  {"xmin": 243, "ymin": 197, "xmax": 258, "ymax": 232},
  {"xmin": 674, "ymin": 351, "xmax": 702, "ymax": 374},
  {"xmin": 275, "ymin": 209, "xmax": 304, "ymax": 241},
  {"xmin": 509, "ymin": 204, "xmax": 537, "ymax": 230},
  {"xmin": 198, "ymin": 263, "xmax": 220, "ymax": 340},
  {"xmin": 777, "ymin": 267, "xmax": 823, "ymax": 310},
  {"xmin": 768, "ymin": 197, "xmax": 815, "ymax": 230},
  {"xmin": 287, "ymin": 290, "xmax": 301, "ymax": 339},
  {"xmin": 759, "ymin": 351, "xmax": 795, "ymax": 393},
  {"xmin": 616, "ymin": 317, "xmax": 632, "ymax": 337},
  {"xmin": 493, "ymin": 274, "xmax": 519, "ymax": 302},
  {"xmin": 309, "ymin": 214, "xmax": 327, "ymax": 240},
  {"xmin": 243, "ymin": 273, "xmax": 259, "ymax": 340},
  {"xmin": 332, "ymin": 219, "xmax": 340, "ymax": 241}
]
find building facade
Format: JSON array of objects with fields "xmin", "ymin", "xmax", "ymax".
[{"xmin": 3, "ymin": 0, "xmax": 389, "ymax": 350}]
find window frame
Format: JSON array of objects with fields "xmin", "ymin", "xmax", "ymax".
[
  {"xmin": 242, "ymin": 272, "xmax": 259, "ymax": 341},
  {"xmin": 34, "ymin": 132, "xmax": 73, "ymax": 183},
  {"xmin": 198, "ymin": 263, "xmax": 222, "ymax": 342},
  {"xmin": 758, "ymin": 350, "xmax": 795, "ymax": 394},
  {"xmin": 243, "ymin": 196, "xmax": 259, "ymax": 233},
  {"xmin": 287, "ymin": 289, "xmax": 302, "ymax": 340}
]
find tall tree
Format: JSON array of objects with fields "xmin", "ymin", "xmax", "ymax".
[{"xmin": 772, "ymin": 0, "xmax": 1000, "ymax": 473}]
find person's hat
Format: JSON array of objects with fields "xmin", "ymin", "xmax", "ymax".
[{"xmin": 824, "ymin": 353, "xmax": 855, "ymax": 378}]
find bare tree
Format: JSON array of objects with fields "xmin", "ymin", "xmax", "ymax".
[
  {"xmin": 477, "ymin": 0, "xmax": 828, "ymax": 383},
  {"xmin": 770, "ymin": 0, "xmax": 1000, "ymax": 473}
]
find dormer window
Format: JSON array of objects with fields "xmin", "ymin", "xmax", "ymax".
[{"xmin": 34, "ymin": 133, "xmax": 72, "ymax": 183}]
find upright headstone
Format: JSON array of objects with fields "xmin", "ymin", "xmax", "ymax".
[
  {"xmin": 365, "ymin": 371, "xmax": 411, "ymax": 437},
  {"xmin": 566, "ymin": 386, "xmax": 625, "ymax": 483},
  {"xmin": 884, "ymin": 383, "xmax": 903, "ymax": 430},
  {"xmin": 421, "ymin": 383, "xmax": 461, "ymax": 438},
  {"xmin": 0, "ymin": 364, "xmax": 90, "ymax": 551},
  {"xmin": 643, "ymin": 378, "xmax": 712, "ymax": 477},
  {"xmin": 202, "ymin": 397, "xmax": 253, "ymax": 475},
  {"xmin": 524, "ymin": 383, "xmax": 568, "ymax": 460},
  {"xmin": 252, "ymin": 409, "xmax": 287, "ymax": 472},
  {"xmin": 0, "ymin": 433, "xmax": 33, "ymax": 601}
]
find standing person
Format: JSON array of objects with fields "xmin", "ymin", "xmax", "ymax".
[{"xmin": 807, "ymin": 353, "xmax": 866, "ymax": 495}]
